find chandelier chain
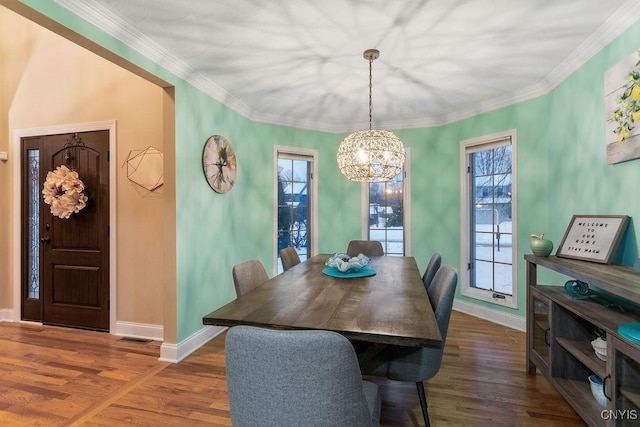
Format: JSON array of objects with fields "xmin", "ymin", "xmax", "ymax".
[{"xmin": 368, "ymin": 57, "xmax": 373, "ymax": 131}]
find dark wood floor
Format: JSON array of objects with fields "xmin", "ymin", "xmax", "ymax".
[{"xmin": 0, "ymin": 311, "xmax": 585, "ymax": 426}]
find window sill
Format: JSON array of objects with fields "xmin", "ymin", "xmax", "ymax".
[{"xmin": 461, "ymin": 286, "xmax": 517, "ymax": 309}]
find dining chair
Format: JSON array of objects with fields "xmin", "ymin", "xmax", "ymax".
[
  {"xmin": 225, "ymin": 325, "xmax": 381, "ymax": 427},
  {"xmin": 231, "ymin": 259, "xmax": 269, "ymax": 297},
  {"xmin": 357, "ymin": 264, "xmax": 458, "ymax": 427},
  {"xmin": 421, "ymin": 252, "xmax": 442, "ymax": 291},
  {"xmin": 347, "ymin": 240, "xmax": 384, "ymax": 257},
  {"xmin": 280, "ymin": 247, "xmax": 301, "ymax": 271}
]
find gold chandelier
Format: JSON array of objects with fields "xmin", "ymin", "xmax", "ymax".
[{"xmin": 337, "ymin": 49, "xmax": 405, "ymax": 183}]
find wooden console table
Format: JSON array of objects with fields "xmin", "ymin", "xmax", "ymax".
[{"xmin": 526, "ymin": 255, "xmax": 640, "ymax": 427}]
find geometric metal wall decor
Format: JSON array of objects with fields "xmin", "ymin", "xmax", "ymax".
[{"xmin": 126, "ymin": 146, "xmax": 164, "ymax": 191}]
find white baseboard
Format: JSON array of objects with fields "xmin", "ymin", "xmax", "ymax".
[
  {"xmin": 159, "ymin": 325, "xmax": 226, "ymax": 363},
  {"xmin": 453, "ymin": 299, "xmax": 526, "ymax": 332},
  {"xmin": 114, "ymin": 321, "xmax": 164, "ymax": 341},
  {"xmin": 0, "ymin": 309, "xmax": 15, "ymax": 322},
  {"xmin": 1, "ymin": 315, "xmax": 166, "ymax": 341},
  {"xmin": 1, "ymin": 314, "xmax": 227, "ymax": 362}
]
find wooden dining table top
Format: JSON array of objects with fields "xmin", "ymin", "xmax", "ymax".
[{"xmin": 202, "ymin": 253, "xmax": 442, "ymax": 348}]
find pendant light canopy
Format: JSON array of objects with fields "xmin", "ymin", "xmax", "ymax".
[{"xmin": 337, "ymin": 49, "xmax": 405, "ymax": 183}]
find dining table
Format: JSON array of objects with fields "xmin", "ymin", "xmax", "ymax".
[{"xmin": 202, "ymin": 253, "xmax": 442, "ymax": 348}]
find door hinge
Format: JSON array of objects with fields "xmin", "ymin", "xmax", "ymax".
[
  {"xmin": 467, "ymin": 262, "xmax": 472, "ymax": 270},
  {"xmin": 107, "ymin": 225, "xmax": 110, "ymax": 236},
  {"xmin": 467, "ymin": 165, "xmax": 471, "ymax": 173},
  {"xmin": 107, "ymin": 150, "xmax": 110, "ymax": 162}
]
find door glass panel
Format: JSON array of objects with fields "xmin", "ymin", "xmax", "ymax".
[
  {"xmin": 277, "ymin": 155, "xmax": 311, "ymax": 273},
  {"xmin": 469, "ymin": 144, "xmax": 513, "ymax": 295},
  {"xmin": 532, "ymin": 296, "xmax": 550, "ymax": 363},
  {"xmin": 616, "ymin": 347, "xmax": 640, "ymax": 425},
  {"xmin": 472, "ymin": 260, "xmax": 493, "ymax": 290},
  {"xmin": 368, "ymin": 171, "xmax": 404, "ymax": 255},
  {"xmin": 27, "ymin": 149, "xmax": 40, "ymax": 299}
]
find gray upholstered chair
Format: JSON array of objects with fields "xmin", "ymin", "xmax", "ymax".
[
  {"xmin": 225, "ymin": 326, "xmax": 381, "ymax": 427},
  {"xmin": 347, "ymin": 240, "xmax": 384, "ymax": 257},
  {"xmin": 280, "ymin": 247, "xmax": 301, "ymax": 271},
  {"xmin": 421, "ymin": 252, "xmax": 442, "ymax": 291},
  {"xmin": 231, "ymin": 259, "xmax": 269, "ymax": 297},
  {"xmin": 357, "ymin": 265, "xmax": 458, "ymax": 427}
]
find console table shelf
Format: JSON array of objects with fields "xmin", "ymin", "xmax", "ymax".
[
  {"xmin": 526, "ymin": 255, "xmax": 640, "ymax": 427},
  {"xmin": 555, "ymin": 337, "xmax": 607, "ymax": 379}
]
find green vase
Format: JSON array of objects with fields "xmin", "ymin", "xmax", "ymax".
[{"xmin": 530, "ymin": 236, "xmax": 553, "ymax": 257}]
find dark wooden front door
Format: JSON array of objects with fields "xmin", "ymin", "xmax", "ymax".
[{"xmin": 21, "ymin": 131, "xmax": 110, "ymax": 331}]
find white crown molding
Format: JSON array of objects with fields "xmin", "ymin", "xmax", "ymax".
[
  {"xmin": 544, "ymin": 0, "xmax": 640, "ymax": 93},
  {"xmin": 53, "ymin": 0, "xmax": 254, "ymax": 118},
  {"xmin": 53, "ymin": 0, "xmax": 640, "ymax": 133}
]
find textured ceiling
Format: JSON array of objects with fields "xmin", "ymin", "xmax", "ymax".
[{"xmin": 55, "ymin": 0, "xmax": 640, "ymax": 133}]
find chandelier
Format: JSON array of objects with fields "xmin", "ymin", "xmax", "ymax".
[{"xmin": 337, "ymin": 49, "xmax": 405, "ymax": 182}]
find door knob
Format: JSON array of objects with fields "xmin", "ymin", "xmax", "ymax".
[{"xmin": 40, "ymin": 237, "xmax": 50, "ymax": 243}]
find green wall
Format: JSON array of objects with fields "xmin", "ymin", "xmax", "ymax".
[
  {"xmin": 545, "ymin": 31, "xmax": 640, "ymax": 264},
  {"xmin": 173, "ymin": 82, "xmax": 364, "ymax": 339},
  {"xmin": 402, "ymin": 19, "xmax": 640, "ymax": 317},
  {"xmin": 397, "ymin": 95, "xmax": 556, "ymax": 315},
  {"xmin": 20, "ymin": 0, "xmax": 640, "ymax": 342}
]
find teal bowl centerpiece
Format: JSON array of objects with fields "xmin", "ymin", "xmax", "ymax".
[
  {"xmin": 530, "ymin": 233, "xmax": 553, "ymax": 257},
  {"xmin": 325, "ymin": 253, "xmax": 370, "ymax": 273}
]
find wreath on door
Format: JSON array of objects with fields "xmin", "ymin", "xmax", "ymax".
[{"xmin": 42, "ymin": 165, "xmax": 88, "ymax": 219}]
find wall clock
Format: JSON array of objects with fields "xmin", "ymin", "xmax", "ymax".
[{"xmin": 202, "ymin": 135, "xmax": 238, "ymax": 194}]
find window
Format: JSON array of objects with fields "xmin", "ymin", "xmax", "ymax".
[
  {"xmin": 274, "ymin": 148, "xmax": 318, "ymax": 273},
  {"xmin": 460, "ymin": 131, "xmax": 517, "ymax": 308},
  {"xmin": 363, "ymin": 149, "xmax": 411, "ymax": 256}
]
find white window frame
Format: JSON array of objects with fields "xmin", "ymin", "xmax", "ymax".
[
  {"xmin": 273, "ymin": 146, "xmax": 319, "ymax": 274},
  {"xmin": 459, "ymin": 130, "xmax": 517, "ymax": 308},
  {"xmin": 360, "ymin": 148, "xmax": 411, "ymax": 256}
]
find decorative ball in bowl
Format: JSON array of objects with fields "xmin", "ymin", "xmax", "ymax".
[
  {"xmin": 325, "ymin": 253, "xmax": 370, "ymax": 273},
  {"xmin": 591, "ymin": 337, "xmax": 607, "ymax": 361}
]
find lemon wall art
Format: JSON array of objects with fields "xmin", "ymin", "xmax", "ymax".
[{"xmin": 605, "ymin": 49, "xmax": 640, "ymax": 164}]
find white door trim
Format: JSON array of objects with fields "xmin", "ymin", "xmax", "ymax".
[{"xmin": 12, "ymin": 120, "xmax": 117, "ymax": 331}]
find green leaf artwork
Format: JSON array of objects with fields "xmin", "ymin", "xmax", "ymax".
[{"xmin": 612, "ymin": 50, "xmax": 640, "ymax": 143}]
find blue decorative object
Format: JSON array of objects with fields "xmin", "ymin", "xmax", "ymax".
[
  {"xmin": 634, "ymin": 258, "xmax": 640, "ymax": 273},
  {"xmin": 564, "ymin": 280, "xmax": 624, "ymax": 310},
  {"xmin": 325, "ymin": 253, "xmax": 370, "ymax": 273},
  {"xmin": 322, "ymin": 267, "xmax": 377, "ymax": 279},
  {"xmin": 588, "ymin": 375, "xmax": 607, "ymax": 407},
  {"xmin": 618, "ymin": 323, "xmax": 640, "ymax": 345}
]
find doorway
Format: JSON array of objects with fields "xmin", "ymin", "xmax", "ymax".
[{"xmin": 20, "ymin": 130, "xmax": 110, "ymax": 331}]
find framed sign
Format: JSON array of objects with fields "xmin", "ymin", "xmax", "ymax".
[{"xmin": 557, "ymin": 215, "xmax": 629, "ymax": 264}]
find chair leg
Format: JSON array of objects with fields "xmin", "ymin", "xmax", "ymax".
[{"xmin": 416, "ymin": 381, "xmax": 430, "ymax": 427}]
